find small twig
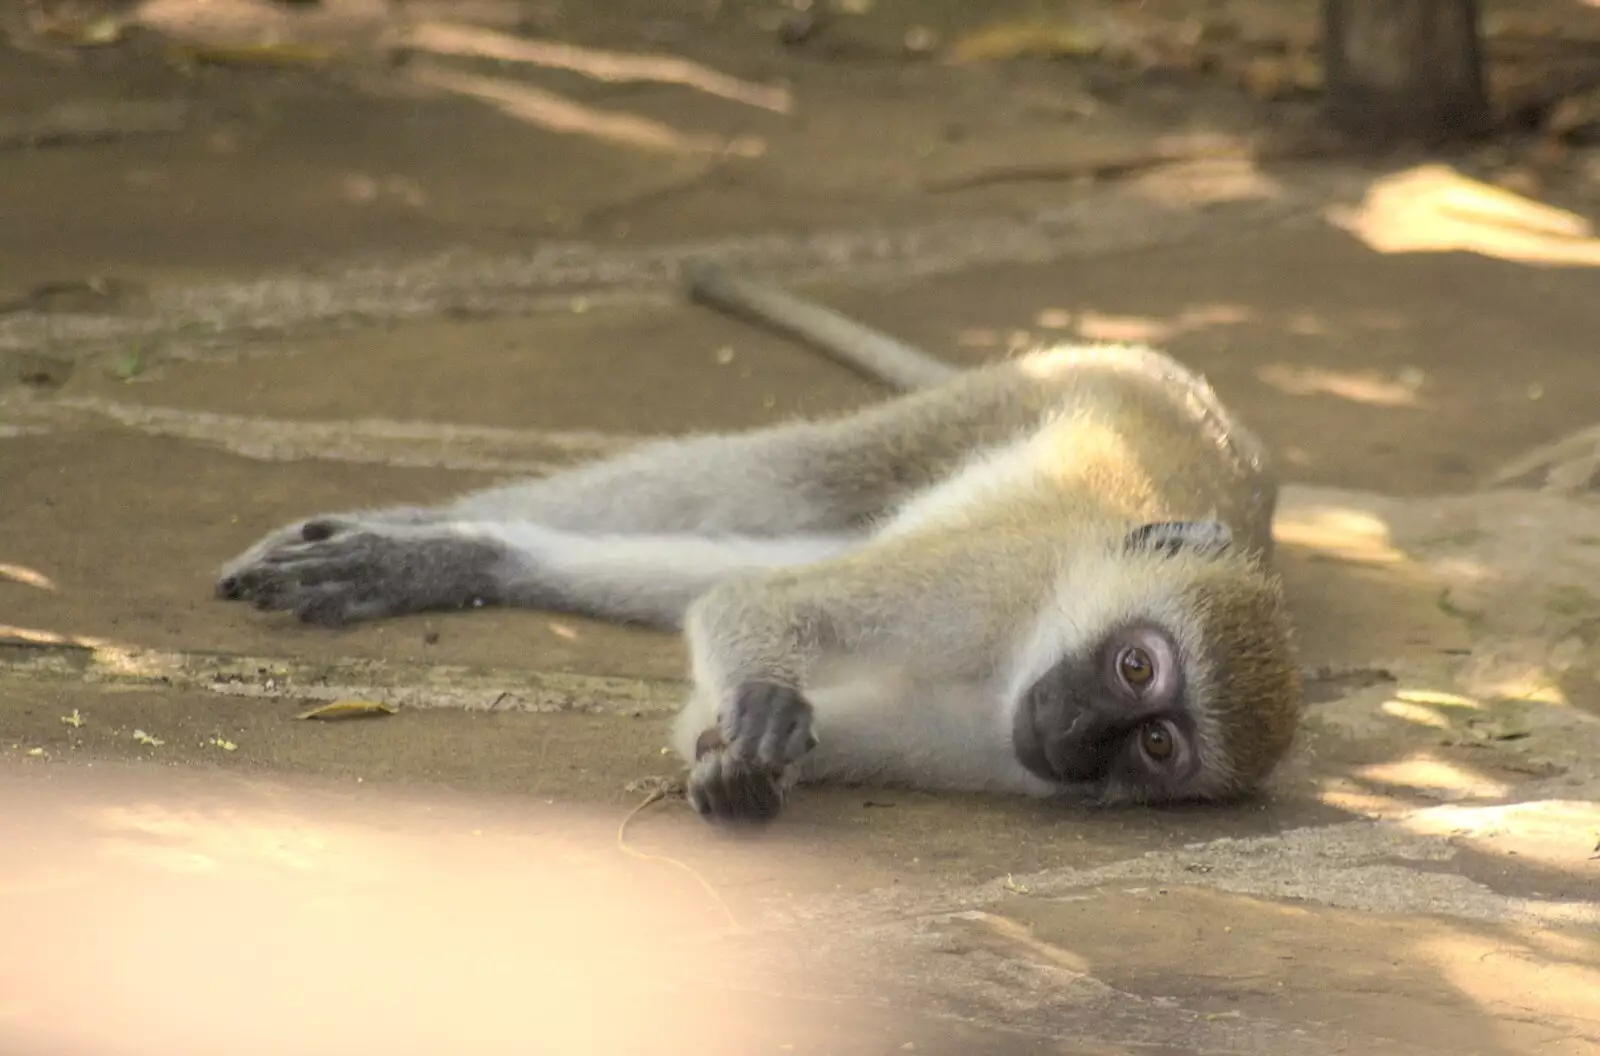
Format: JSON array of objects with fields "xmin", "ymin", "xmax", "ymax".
[{"xmin": 616, "ymin": 780, "xmax": 742, "ymax": 932}]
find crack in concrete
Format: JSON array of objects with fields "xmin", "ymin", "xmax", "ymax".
[
  {"xmin": 0, "ymin": 178, "xmax": 1334, "ymax": 360},
  {"xmin": 0, "ymin": 636, "xmax": 682, "ymax": 716},
  {"xmin": 795, "ymin": 812, "xmax": 1600, "ymax": 934},
  {"xmin": 7, "ymin": 395, "xmax": 640, "ymax": 473}
]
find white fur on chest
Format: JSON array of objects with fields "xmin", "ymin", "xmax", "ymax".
[{"xmin": 796, "ymin": 665, "xmax": 1056, "ymax": 797}]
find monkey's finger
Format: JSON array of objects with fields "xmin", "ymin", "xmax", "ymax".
[
  {"xmin": 241, "ymin": 567, "xmax": 335, "ymax": 606},
  {"xmin": 224, "ymin": 564, "xmax": 278, "ymax": 598},
  {"xmin": 687, "ymin": 779, "xmax": 713, "ymax": 817},
  {"xmin": 259, "ymin": 535, "xmax": 380, "ymax": 570},
  {"xmin": 228, "ymin": 559, "xmax": 341, "ymax": 597},
  {"xmin": 689, "ymin": 755, "xmax": 783, "ymax": 823},
  {"xmin": 257, "ymin": 543, "xmax": 324, "ymax": 565},
  {"xmin": 271, "ymin": 555, "xmax": 375, "ymax": 587},
  {"xmin": 691, "ymin": 761, "xmax": 734, "ymax": 820},
  {"xmin": 781, "ymin": 725, "xmax": 819, "ymax": 766},
  {"xmin": 755, "ymin": 707, "xmax": 802, "ymax": 766},
  {"xmin": 728, "ymin": 769, "xmax": 782, "ymax": 821},
  {"xmin": 727, "ymin": 757, "xmax": 791, "ymax": 822},
  {"xmin": 723, "ymin": 684, "xmax": 773, "ymax": 756},
  {"xmin": 727, "ymin": 682, "xmax": 808, "ymax": 761},
  {"xmin": 244, "ymin": 573, "xmax": 302, "ymax": 611},
  {"xmin": 243, "ymin": 578, "xmax": 358, "ymax": 624},
  {"xmin": 296, "ymin": 587, "xmax": 392, "ymax": 627},
  {"xmin": 694, "ymin": 727, "xmax": 727, "ymax": 761},
  {"xmin": 688, "ymin": 754, "xmax": 725, "ymax": 815},
  {"xmin": 296, "ymin": 600, "xmax": 352, "ymax": 627}
]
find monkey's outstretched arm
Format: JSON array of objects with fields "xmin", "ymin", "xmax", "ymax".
[
  {"xmin": 676, "ymin": 530, "xmax": 1057, "ymax": 821},
  {"xmin": 684, "ymin": 260, "xmax": 958, "ymax": 392}
]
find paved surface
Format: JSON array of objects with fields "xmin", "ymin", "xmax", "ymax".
[{"xmin": 3, "ymin": 2, "xmax": 1600, "ymax": 1053}]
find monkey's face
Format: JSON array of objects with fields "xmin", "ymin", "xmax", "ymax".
[
  {"xmin": 1011, "ymin": 620, "xmax": 1205, "ymax": 802},
  {"xmin": 1008, "ymin": 521, "xmax": 1302, "ymax": 806}
]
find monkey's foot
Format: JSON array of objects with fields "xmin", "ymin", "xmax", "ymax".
[
  {"xmin": 216, "ymin": 523, "xmax": 505, "ymax": 626},
  {"xmin": 686, "ymin": 683, "xmax": 818, "ymax": 823}
]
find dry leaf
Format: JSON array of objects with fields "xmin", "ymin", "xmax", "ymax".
[
  {"xmin": 946, "ymin": 21, "xmax": 1101, "ymax": 64},
  {"xmin": 296, "ymin": 699, "xmax": 399, "ymax": 721}
]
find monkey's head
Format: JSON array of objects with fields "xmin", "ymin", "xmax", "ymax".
[{"xmin": 1009, "ymin": 520, "xmax": 1302, "ymax": 806}]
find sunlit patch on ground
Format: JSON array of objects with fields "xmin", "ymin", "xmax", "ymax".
[
  {"xmin": 1329, "ymin": 164, "xmax": 1600, "ymax": 267},
  {"xmin": 1273, "ymin": 503, "xmax": 1408, "ymax": 565},
  {"xmin": 1354, "ymin": 755, "xmax": 1513, "ymax": 802},
  {"xmin": 1256, "ymin": 363, "xmax": 1427, "ymax": 408},
  {"xmin": 0, "ymin": 563, "xmax": 55, "ymax": 590}
]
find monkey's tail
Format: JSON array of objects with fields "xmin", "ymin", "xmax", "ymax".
[{"xmin": 682, "ymin": 259, "xmax": 958, "ymax": 393}]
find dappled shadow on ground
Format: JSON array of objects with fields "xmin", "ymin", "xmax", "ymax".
[{"xmin": 837, "ymin": 216, "xmax": 1600, "ymax": 496}]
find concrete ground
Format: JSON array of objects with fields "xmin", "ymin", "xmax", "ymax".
[{"xmin": 3, "ymin": 2, "xmax": 1600, "ymax": 1054}]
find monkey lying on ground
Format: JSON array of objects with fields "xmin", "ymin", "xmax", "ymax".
[{"xmin": 217, "ymin": 264, "xmax": 1302, "ymax": 822}]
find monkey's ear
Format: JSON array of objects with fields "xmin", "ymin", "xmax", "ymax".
[{"xmin": 1123, "ymin": 521, "xmax": 1232, "ymax": 559}]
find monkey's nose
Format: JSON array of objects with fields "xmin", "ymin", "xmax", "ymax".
[{"xmin": 217, "ymin": 576, "xmax": 242, "ymax": 599}]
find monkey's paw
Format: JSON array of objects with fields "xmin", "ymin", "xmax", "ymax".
[
  {"xmin": 686, "ymin": 682, "xmax": 818, "ymax": 823},
  {"xmin": 687, "ymin": 747, "xmax": 794, "ymax": 822},
  {"xmin": 216, "ymin": 523, "xmax": 504, "ymax": 626}
]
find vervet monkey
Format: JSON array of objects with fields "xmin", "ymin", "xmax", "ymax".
[{"xmin": 217, "ymin": 263, "xmax": 1302, "ymax": 822}]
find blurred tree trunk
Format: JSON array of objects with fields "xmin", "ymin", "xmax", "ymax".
[{"xmin": 1322, "ymin": 0, "xmax": 1491, "ymax": 148}]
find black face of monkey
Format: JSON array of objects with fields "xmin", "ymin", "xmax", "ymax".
[
  {"xmin": 1011, "ymin": 621, "xmax": 1204, "ymax": 800},
  {"xmin": 1010, "ymin": 519, "xmax": 1233, "ymax": 802}
]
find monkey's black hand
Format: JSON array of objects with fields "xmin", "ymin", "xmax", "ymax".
[
  {"xmin": 724, "ymin": 681, "xmax": 818, "ymax": 767},
  {"xmin": 216, "ymin": 522, "xmax": 505, "ymax": 626},
  {"xmin": 687, "ymin": 682, "xmax": 818, "ymax": 823}
]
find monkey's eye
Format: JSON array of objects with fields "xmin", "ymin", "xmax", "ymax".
[
  {"xmin": 1138, "ymin": 721, "xmax": 1176, "ymax": 763},
  {"xmin": 1117, "ymin": 647, "xmax": 1155, "ymax": 690}
]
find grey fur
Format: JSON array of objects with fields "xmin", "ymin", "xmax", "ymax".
[
  {"xmin": 219, "ymin": 527, "xmax": 505, "ymax": 625},
  {"xmin": 218, "ymin": 343, "xmax": 1297, "ymax": 823}
]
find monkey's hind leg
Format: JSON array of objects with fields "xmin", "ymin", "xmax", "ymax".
[
  {"xmin": 218, "ymin": 362, "xmax": 1029, "ymax": 625},
  {"xmin": 214, "ymin": 419, "xmax": 878, "ymax": 623},
  {"xmin": 219, "ymin": 522, "xmax": 862, "ymax": 628}
]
